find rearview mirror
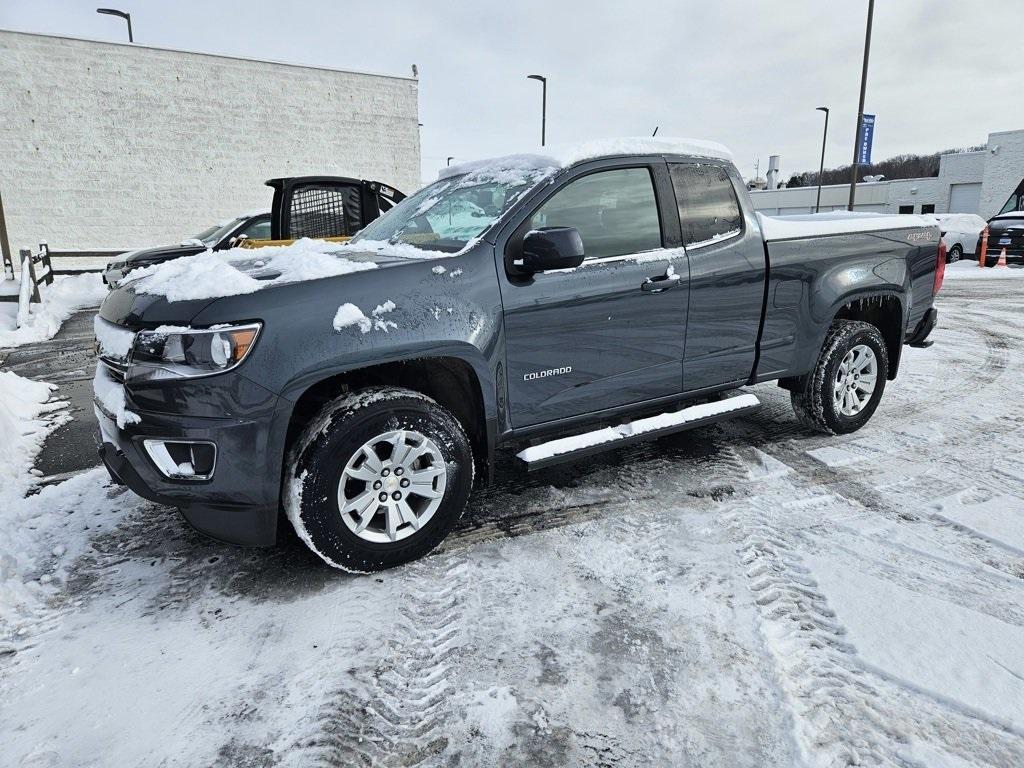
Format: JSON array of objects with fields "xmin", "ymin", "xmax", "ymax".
[{"xmin": 519, "ymin": 227, "xmax": 585, "ymax": 272}]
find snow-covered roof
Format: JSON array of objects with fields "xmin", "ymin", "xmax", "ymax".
[
  {"xmin": 440, "ymin": 137, "xmax": 733, "ymax": 180},
  {"xmin": 757, "ymin": 211, "xmax": 937, "ymax": 241}
]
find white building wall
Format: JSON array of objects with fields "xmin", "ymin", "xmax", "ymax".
[
  {"xmin": 980, "ymin": 130, "xmax": 1024, "ymax": 217},
  {"xmin": 750, "ymin": 132, "xmax": 1024, "ymax": 218},
  {"xmin": 0, "ymin": 30, "xmax": 421, "ymax": 250}
]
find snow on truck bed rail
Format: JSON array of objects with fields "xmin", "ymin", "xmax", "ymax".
[{"xmin": 757, "ymin": 211, "xmax": 937, "ymax": 241}]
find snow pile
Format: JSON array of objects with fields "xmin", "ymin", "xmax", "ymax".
[
  {"xmin": 0, "ymin": 273, "xmax": 106, "ymax": 349},
  {"xmin": 93, "ymin": 315, "xmax": 135, "ymax": 361},
  {"xmin": 0, "ymin": 370, "xmax": 71, "ymax": 644},
  {"xmin": 126, "ymin": 238, "xmax": 377, "ymax": 302},
  {"xmin": 757, "ymin": 211, "xmax": 937, "ymax": 241},
  {"xmin": 332, "ymin": 238, "xmax": 468, "ymax": 262},
  {"xmin": 92, "ymin": 365, "xmax": 140, "ymax": 428},
  {"xmin": 332, "ymin": 300, "xmax": 398, "ymax": 334},
  {"xmin": 440, "ymin": 136, "xmax": 733, "ymax": 181},
  {"xmin": 332, "ymin": 303, "xmax": 371, "ymax": 334}
]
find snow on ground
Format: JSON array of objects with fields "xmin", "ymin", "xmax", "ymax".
[
  {"xmin": 0, "ymin": 369, "xmax": 71, "ymax": 650},
  {"xmin": 0, "ymin": 273, "xmax": 106, "ymax": 349},
  {"xmin": 945, "ymin": 260, "xmax": 1024, "ymax": 280},
  {"xmin": 2, "ymin": 278, "xmax": 1024, "ymax": 766}
]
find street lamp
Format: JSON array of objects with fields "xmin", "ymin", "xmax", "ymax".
[
  {"xmin": 97, "ymin": 8, "xmax": 133, "ymax": 42},
  {"xmin": 815, "ymin": 107, "xmax": 830, "ymax": 213},
  {"xmin": 527, "ymin": 74, "xmax": 547, "ymax": 146},
  {"xmin": 847, "ymin": 0, "xmax": 875, "ymax": 210}
]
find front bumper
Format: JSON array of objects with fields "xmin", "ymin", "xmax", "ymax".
[{"xmin": 94, "ymin": 401, "xmax": 281, "ymax": 547}]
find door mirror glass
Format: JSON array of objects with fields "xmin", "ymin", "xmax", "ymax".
[{"xmin": 520, "ymin": 227, "xmax": 585, "ymax": 272}]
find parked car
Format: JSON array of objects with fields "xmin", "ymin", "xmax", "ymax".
[
  {"xmin": 102, "ymin": 211, "xmax": 270, "ymax": 288},
  {"xmin": 977, "ymin": 210, "xmax": 1024, "ymax": 265},
  {"xmin": 93, "ymin": 139, "xmax": 942, "ymax": 572},
  {"xmin": 922, "ymin": 213, "xmax": 986, "ymax": 263},
  {"xmin": 102, "ymin": 176, "xmax": 404, "ymax": 287}
]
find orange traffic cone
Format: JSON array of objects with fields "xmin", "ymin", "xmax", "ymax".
[{"xmin": 998, "ymin": 247, "xmax": 1008, "ymax": 268}]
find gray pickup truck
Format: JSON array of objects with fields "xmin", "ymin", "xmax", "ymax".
[{"xmin": 93, "ymin": 138, "xmax": 943, "ymax": 571}]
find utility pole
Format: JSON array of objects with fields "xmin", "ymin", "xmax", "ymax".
[
  {"xmin": 527, "ymin": 74, "xmax": 547, "ymax": 146},
  {"xmin": 848, "ymin": 0, "xmax": 875, "ymax": 211},
  {"xmin": 815, "ymin": 107, "xmax": 830, "ymax": 213}
]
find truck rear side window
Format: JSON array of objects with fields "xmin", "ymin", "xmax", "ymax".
[
  {"xmin": 529, "ymin": 167, "xmax": 662, "ymax": 260},
  {"xmin": 669, "ymin": 164, "xmax": 742, "ymax": 247}
]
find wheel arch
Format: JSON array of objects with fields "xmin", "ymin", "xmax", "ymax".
[
  {"xmin": 280, "ymin": 351, "xmax": 496, "ymax": 486},
  {"xmin": 830, "ymin": 291, "xmax": 905, "ymax": 379}
]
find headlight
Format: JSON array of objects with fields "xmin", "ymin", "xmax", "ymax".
[{"xmin": 128, "ymin": 322, "xmax": 261, "ymax": 381}]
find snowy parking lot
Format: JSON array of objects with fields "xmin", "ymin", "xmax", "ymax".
[{"xmin": 2, "ymin": 267, "xmax": 1024, "ymax": 767}]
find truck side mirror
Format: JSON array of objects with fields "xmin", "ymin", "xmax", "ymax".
[{"xmin": 519, "ymin": 227, "xmax": 585, "ymax": 272}]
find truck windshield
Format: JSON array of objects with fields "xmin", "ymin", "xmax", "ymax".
[{"xmin": 351, "ymin": 169, "xmax": 550, "ymax": 253}]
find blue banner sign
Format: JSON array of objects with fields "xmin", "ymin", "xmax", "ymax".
[{"xmin": 857, "ymin": 114, "xmax": 876, "ymax": 165}]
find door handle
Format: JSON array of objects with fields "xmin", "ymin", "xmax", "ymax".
[{"xmin": 640, "ymin": 273, "xmax": 681, "ymax": 293}]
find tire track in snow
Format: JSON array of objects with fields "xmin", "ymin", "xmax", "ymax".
[
  {"xmin": 728, "ymin": 451, "xmax": 1024, "ymax": 767},
  {"xmin": 284, "ymin": 552, "xmax": 469, "ymax": 767}
]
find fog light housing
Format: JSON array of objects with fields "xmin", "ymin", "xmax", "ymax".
[{"xmin": 143, "ymin": 439, "xmax": 217, "ymax": 480}]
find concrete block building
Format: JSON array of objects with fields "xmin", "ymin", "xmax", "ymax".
[
  {"xmin": 0, "ymin": 30, "xmax": 420, "ymax": 250},
  {"xmin": 750, "ymin": 128, "xmax": 1024, "ymax": 219}
]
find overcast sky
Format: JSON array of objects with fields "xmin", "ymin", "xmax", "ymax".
[{"xmin": 3, "ymin": 0, "xmax": 1023, "ymax": 185}]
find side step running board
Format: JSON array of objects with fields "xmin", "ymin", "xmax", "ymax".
[{"xmin": 516, "ymin": 393, "xmax": 761, "ymax": 471}]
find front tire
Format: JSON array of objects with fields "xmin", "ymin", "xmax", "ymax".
[
  {"xmin": 791, "ymin": 320, "xmax": 889, "ymax": 435},
  {"xmin": 947, "ymin": 244, "xmax": 962, "ymax": 263},
  {"xmin": 284, "ymin": 386, "xmax": 473, "ymax": 571}
]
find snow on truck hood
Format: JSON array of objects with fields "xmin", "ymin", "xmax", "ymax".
[
  {"xmin": 118, "ymin": 238, "xmax": 432, "ymax": 302},
  {"xmin": 756, "ymin": 211, "xmax": 938, "ymax": 241},
  {"xmin": 439, "ymin": 136, "xmax": 734, "ymax": 180}
]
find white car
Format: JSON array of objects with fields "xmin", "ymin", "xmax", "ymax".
[{"xmin": 924, "ymin": 213, "xmax": 987, "ymax": 263}]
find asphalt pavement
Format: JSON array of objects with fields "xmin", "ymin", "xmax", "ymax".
[{"xmin": 0, "ymin": 310, "xmax": 99, "ymax": 482}]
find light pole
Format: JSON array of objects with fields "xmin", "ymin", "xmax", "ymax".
[
  {"xmin": 97, "ymin": 8, "xmax": 133, "ymax": 42},
  {"xmin": 527, "ymin": 74, "xmax": 547, "ymax": 146},
  {"xmin": 815, "ymin": 107, "xmax": 830, "ymax": 213},
  {"xmin": 847, "ymin": 0, "xmax": 875, "ymax": 210}
]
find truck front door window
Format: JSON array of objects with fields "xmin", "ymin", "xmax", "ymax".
[
  {"xmin": 529, "ymin": 168, "xmax": 662, "ymax": 260},
  {"xmin": 669, "ymin": 164, "xmax": 742, "ymax": 247}
]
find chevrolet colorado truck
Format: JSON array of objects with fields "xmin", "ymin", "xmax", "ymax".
[{"xmin": 93, "ymin": 138, "xmax": 943, "ymax": 571}]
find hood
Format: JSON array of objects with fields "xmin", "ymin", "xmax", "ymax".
[
  {"xmin": 121, "ymin": 243, "xmax": 207, "ymax": 266},
  {"xmin": 99, "ymin": 284, "xmax": 218, "ymax": 327}
]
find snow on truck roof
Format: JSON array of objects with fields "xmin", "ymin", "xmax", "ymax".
[{"xmin": 439, "ymin": 137, "xmax": 734, "ymax": 180}]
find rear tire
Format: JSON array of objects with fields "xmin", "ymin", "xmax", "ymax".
[
  {"xmin": 284, "ymin": 386, "xmax": 473, "ymax": 572},
  {"xmin": 791, "ymin": 320, "xmax": 889, "ymax": 435}
]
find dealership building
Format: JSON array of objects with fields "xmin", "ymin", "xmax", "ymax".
[
  {"xmin": 0, "ymin": 30, "xmax": 421, "ymax": 251},
  {"xmin": 750, "ymin": 128, "xmax": 1024, "ymax": 219}
]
